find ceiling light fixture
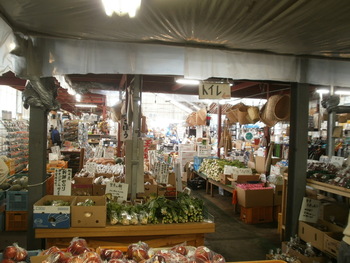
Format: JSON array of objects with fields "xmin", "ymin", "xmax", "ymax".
[
  {"xmin": 76, "ymin": 104, "xmax": 98, "ymax": 108},
  {"xmin": 335, "ymin": 90, "xmax": 350, "ymax": 95},
  {"xmin": 102, "ymin": 0, "xmax": 141, "ymax": 18},
  {"xmin": 176, "ymin": 78, "xmax": 200, "ymax": 85},
  {"xmin": 316, "ymin": 88, "xmax": 330, "ymax": 94}
]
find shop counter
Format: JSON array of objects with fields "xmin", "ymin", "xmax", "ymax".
[{"xmin": 35, "ymin": 222, "xmax": 215, "ymax": 249}]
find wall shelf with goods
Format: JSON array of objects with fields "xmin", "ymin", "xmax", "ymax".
[{"xmin": 0, "ymin": 120, "xmax": 29, "ymax": 174}]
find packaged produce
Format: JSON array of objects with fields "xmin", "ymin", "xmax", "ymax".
[
  {"xmin": 67, "ymin": 238, "xmax": 91, "ymax": 256},
  {"xmin": 2, "ymin": 243, "xmax": 28, "ymax": 262}
]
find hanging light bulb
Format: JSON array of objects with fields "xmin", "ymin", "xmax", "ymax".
[{"xmin": 102, "ymin": 0, "xmax": 142, "ymax": 18}]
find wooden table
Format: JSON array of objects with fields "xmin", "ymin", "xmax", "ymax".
[{"xmin": 35, "ymin": 222, "xmax": 215, "ymax": 249}]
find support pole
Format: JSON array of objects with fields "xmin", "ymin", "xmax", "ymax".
[
  {"xmin": 327, "ymin": 86, "xmax": 336, "ymax": 156},
  {"xmin": 130, "ymin": 75, "xmax": 142, "ymax": 199},
  {"xmin": 285, "ymin": 77, "xmax": 309, "ymax": 239},
  {"xmin": 27, "ymin": 106, "xmax": 47, "ymax": 249},
  {"xmin": 217, "ymin": 104, "xmax": 222, "ymax": 157}
]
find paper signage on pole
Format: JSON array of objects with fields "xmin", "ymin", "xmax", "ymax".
[
  {"xmin": 106, "ymin": 182, "xmax": 129, "ymax": 202},
  {"xmin": 157, "ymin": 163, "xmax": 169, "ymax": 184},
  {"xmin": 121, "ymin": 118, "xmax": 132, "ymax": 141},
  {"xmin": 199, "ymin": 83, "xmax": 231, "ymax": 100},
  {"xmin": 54, "ymin": 168, "xmax": 72, "ymax": 196},
  {"xmin": 298, "ymin": 197, "xmax": 320, "ymax": 223}
]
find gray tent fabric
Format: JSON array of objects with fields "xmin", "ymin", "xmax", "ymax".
[{"xmin": 2, "ymin": 0, "xmax": 350, "ymax": 86}]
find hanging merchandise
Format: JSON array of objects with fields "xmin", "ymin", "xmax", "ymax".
[
  {"xmin": 186, "ymin": 112, "xmax": 197, "ymax": 127},
  {"xmin": 260, "ymin": 94, "xmax": 290, "ymax": 127},
  {"xmin": 247, "ymin": 106, "xmax": 260, "ymax": 123},
  {"xmin": 196, "ymin": 108, "xmax": 207, "ymax": 126}
]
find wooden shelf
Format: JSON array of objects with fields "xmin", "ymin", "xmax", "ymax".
[
  {"xmin": 35, "ymin": 222, "xmax": 215, "ymax": 248},
  {"xmin": 306, "ymin": 179, "xmax": 350, "ymax": 198}
]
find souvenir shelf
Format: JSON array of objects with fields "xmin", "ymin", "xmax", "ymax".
[{"xmin": 0, "ymin": 120, "xmax": 29, "ymax": 173}]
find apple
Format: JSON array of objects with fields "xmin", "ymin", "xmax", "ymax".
[
  {"xmin": 68, "ymin": 239, "xmax": 90, "ymax": 256},
  {"xmin": 148, "ymin": 255, "xmax": 166, "ymax": 263},
  {"xmin": 171, "ymin": 245, "xmax": 187, "ymax": 256},
  {"xmin": 79, "ymin": 252, "xmax": 102, "ymax": 263},
  {"xmin": 108, "ymin": 260, "xmax": 125, "ymax": 263},
  {"xmin": 213, "ymin": 254, "xmax": 226, "ymax": 263},
  {"xmin": 3, "ymin": 246, "xmax": 17, "ymax": 260},
  {"xmin": 131, "ymin": 248, "xmax": 149, "ymax": 262},
  {"xmin": 110, "ymin": 250, "xmax": 124, "ymax": 260},
  {"xmin": 15, "ymin": 249, "xmax": 28, "ymax": 262},
  {"xmin": 194, "ymin": 246, "xmax": 213, "ymax": 263}
]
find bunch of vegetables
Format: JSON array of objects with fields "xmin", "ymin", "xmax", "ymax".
[
  {"xmin": 198, "ymin": 159, "xmax": 245, "ymax": 181},
  {"xmin": 77, "ymin": 199, "xmax": 95, "ymax": 206},
  {"xmin": 107, "ymin": 193, "xmax": 204, "ymax": 225}
]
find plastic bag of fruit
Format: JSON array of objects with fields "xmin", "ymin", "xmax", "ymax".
[
  {"xmin": 67, "ymin": 237, "xmax": 91, "ymax": 256},
  {"xmin": 127, "ymin": 241, "xmax": 150, "ymax": 262},
  {"xmin": 1, "ymin": 243, "xmax": 28, "ymax": 263}
]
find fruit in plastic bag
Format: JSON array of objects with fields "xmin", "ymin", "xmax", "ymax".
[
  {"xmin": 79, "ymin": 252, "xmax": 102, "ymax": 263},
  {"xmin": 3, "ymin": 243, "xmax": 28, "ymax": 262},
  {"xmin": 171, "ymin": 244, "xmax": 188, "ymax": 256},
  {"xmin": 127, "ymin": 242, "xmax": 149, "ymax": 262},
  {"xmin": 67, "ymin": 256, "xmax": 84, "ymax": 263},
  {"xmin": 194, "ymin": 246, "xmax": 214, "ymax": 263},
  {"xmin": 67, "ymin": 238, "xmax": 91, "ymax": 256},
  {"xmin": 43, "ymin": 251, "xmax": 72, "ymax": 263},
  {"xmin": 41, "ymin": 246, "xmax": 61, "ymax": 256},
  {"xmin": 99, "ymin": 249, "xmax": 123, "ymax": 260}
]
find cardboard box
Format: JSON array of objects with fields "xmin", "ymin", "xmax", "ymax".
[
  {"xmin": 33, "ymin": 195, "xmax": 75, "ymax": 228},
  {"xmin": 71, "ymin": 184, "xmax": 93, "ymax": 196},
  {"xmin": 236, "ymin": 186, "xmax": 273, "ymax": 208},
  {"xmin": 322, "ymin": 202, "xmax": 349, "ymax": 226},
  {"xmin": 220, "ymin": 174, "xmax": 231, "ymax": 185},
  {"xmin": 281, "ymin": 242, "xmax": 327, "ymax": 263},
  {"xmin": 168, "ymin": 172, "xmax": 176, "ymax": 186},
  {"xmin": 298, "ymin": 220, "xmax": 344, "ymax": 251},
  {"xmin": 324, "ymin": 232, "xmax": 343, "ymax": 257},
  {"xmin": 71, "ymin": 196, "xmax": 106, "ymax": 227},
  {"xmin": 255, "ymin": 156, "xmax": 266, "ymax": 173},
  {"xmin": 268, "ymin": 183, "xmax": 283, "ymax": 206},
  {"xmin": 144, "ymin": 179, "xmax": 158, "ymax": 196},
  {"xmin": 73, "ymin": 176, "xmax": 94, "ymax": 185},
  {"xmin": 232, "ymin": 175, "xmax": 260, "ymax": 184}
]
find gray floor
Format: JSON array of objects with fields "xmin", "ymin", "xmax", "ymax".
[
  {"xmin": 192, "ymin": 187, "xmax": 281, "ymax": 262},
  {"xmin": 0, "ymin": 189, "xmax": 281, "ymax": 262}
]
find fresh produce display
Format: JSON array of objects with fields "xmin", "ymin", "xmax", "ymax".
[
  {"xmin": 40, "ymin": 238, "xmax": 226, "ymax": 263},
  {"xmin": 1, "ymin": 243, "xmax": 28, "ymax": 263},
  {"xmin": 198, "ymin": 159, "xmax": 245, "ymax": 181},
  {"xmin": 43, "ymin": 200, "xmax": 71, "ymax": 206},
  {"xmin": 76, "ymin": 199, "xmax": 95, "ymax": 206},
  {"xmin": 307, "ymin": 162, "xmax": 350, "ymax": 188},
  {"xmin": 107, "ymin": 194, "xmax": 204, "ymax": 225},
  {"xmin": 0, "ymin": 175, "xmax": 28, "ymax": 191}
]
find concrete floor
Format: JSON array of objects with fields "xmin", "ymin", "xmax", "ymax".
[{"xmin": 192, "ymin": 187, "xmax": 281, "ymax": 262}]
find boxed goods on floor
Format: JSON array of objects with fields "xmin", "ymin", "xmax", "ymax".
[
  {"xmin": 268, "ymin": 183, "xmax": 283, "ymax": 206},
  {"xmin": 71, "ymin": 196, "xmax": 106, "ymax": 227},
  {"xmin": 5, "ymin": 211, "xmax": 28, "ymax": 231},
  {"xmin": 6, "ymin": 191, "xmax": 28, "ymax": 211},
  {"xmin": 33, "ymin": 195, "xmax": 75, "ymax": 228},
  {"xmin": 298, "ymin": 219, "xmax": 344, "ymax": 251},
  {"xmin": 281, "ymin": 241, "xmax": 327, "ymax": 263},
  {"xmin": 323, "ymin": 232, "xmax": 343, "ymax": 258},
  {"xmin": 240, "ymin": 206, "xmax": 273, "ymax": 224},
  {"xmin": 236, "ymin": 183, "xmax": 273, "ymax": 208}
]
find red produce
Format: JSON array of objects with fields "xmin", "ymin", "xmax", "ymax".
[
  {"xmin": 67, "ymin": 256, "xmax": 84, "ymax": 263},
  {"xmin": 1, "ymin": 259, "xmax": 16, "ymax": 263},
  {"xmin": 42, "ymin": 246, "xmax": 61, "ymax": 256},
  {"xmin": 127, "ymin": 243, "xmax": 149, "ymax": 262},
  {"xmin": 43, "ymin": 251, "xmax": 71, "ymax": 263},
  {"xmin": 108, "ymin": 260, "xmax": 125, "ymax": 263},
  {"xmin": 213, "ymin": 254, "xmax": 225, "ymax": 263},
  {"xmin": 99, "ymin": 249, "xmax": 123, "ymax": 260},
  {"xmin": 79, "ymin": 252, "xmax": 102, "ymax": 263},
  {"xmin": 171, "ymin": 245, "xmax": 188, "ymax": 256},
  {"xmin": 194, "ymin": 246, "xmax": 214, "ymax": 263},
  {"xmin": 3, "ymin": 246, "xmax": 17, "ymax": 260},
  {"xmin": 68, "ymin": 238, "xmax": 90, "ymax": 256}
]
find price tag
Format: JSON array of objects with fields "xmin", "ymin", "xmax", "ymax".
[
  {"xmin": 54, "ymin": 168, "xmax": 72, "ymax": 196},
  {"xmin": 197, "ymin": 144, "xmax": 211, "ymax": 157},
  {"xmin": 85, "ymin": 162, "xmax": 96, "ymax": 175},
  {"xmin": 298, "ymin": 197, "xmax": 320, "ymax": 223},
  {"xmin": 330, "ymin": 156, "xmax": 344, "ymax": 167},
  {"xmin": 158, "ymin": 163, "xmax": 169, "ymax": 184},
  {"xmin": 233, "ymin": 168, "xmax": 253, "ymax": 175},
  {"xmin": 49, "ymin": 153, "xmax": 59, "ymax": 161},
  {"xmin": 105, "ymin": 182, "xmax": 129, "ymax": 202}
]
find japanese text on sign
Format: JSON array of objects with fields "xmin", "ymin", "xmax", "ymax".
[
  {"xmin": 298, "ymin": 197, "xmax": 320, "ymax": 223},
  {"xmin": 54, "ymin": 168, "xmax": 72, "ymax": 196},
  {"xmin": 106, "ymin": 182, "xmax": 129, "ymax": 202},
  {"xmin": 199, "ymin": 83, "xmax": 231, "ymax": 99},
  {"xmin": 121, "ymin": 118, "xmax": 132, "ymax": 141}
]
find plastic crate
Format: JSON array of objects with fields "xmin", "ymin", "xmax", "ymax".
[
  {"xmin": 6, "ymin": 191, "xmax": 28, "ymax": 211},
  {"xmin": 5, "ymin": 211, "xmax": 28, "ymax": 231},
  {"xmin": 0, "ymin": 212, "xmax": 4, "ymax": 231},
  {"xmin": 240, "ymin": 206, "xmax": 273, "ymax": 224},
  {"xmin": 0, "ymin": 250, "xmax": 41, "ymax": 263}
]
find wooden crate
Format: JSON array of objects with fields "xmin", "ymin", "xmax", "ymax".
[
  {"xmin": 240, "ymin": 206, "xmax": 273, "ymax": 224},
  {"xmin": 5, "ymin": 211, "xmax": 28, "ymax": 231}
]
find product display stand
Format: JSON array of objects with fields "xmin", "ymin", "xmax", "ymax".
[{"xmin": 35, "ymin": 222, "xmax": 215, "ymax": 249}]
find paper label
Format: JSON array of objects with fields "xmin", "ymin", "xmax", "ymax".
[
  {"xmin": 121, "ymin": 118, "xmax": 132, "ymax": 141},
  {"xmin": 49, "ymin": 153, "xmax": 59, "ymax": 161},
  {"xmin": 54, "ymin": 168, "xmax": 72, "ymax": 196},
  {"xmin": 105, "ymin": 182, "xmax": 129, "ymax": 202},
  {"xmin": 157, "ymin": 163, "xmax": 170, "ymax": 184},
  {"xmin": 298, "ymin": 197, "xmax": 320, "ymax": 223},
  {"xmin": 85, "ymin": 162, "xmax": 96, "ymax": 175},
  {"xmin": 197, "ymin": 144, "xmax": 211, "ymax": 157},
  {"xmin": 330, "ymin": 156, "xmax": 344, "ymax": 167}
]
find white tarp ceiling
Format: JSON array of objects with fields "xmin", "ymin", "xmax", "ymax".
[{"xmin": 2, "ymin": 0, "xmax": 350, "ymax": 86}]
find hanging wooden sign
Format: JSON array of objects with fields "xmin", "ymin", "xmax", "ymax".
[{"xmin": 199, "ymin": 83, "xmax": 231, "ymax": 99}]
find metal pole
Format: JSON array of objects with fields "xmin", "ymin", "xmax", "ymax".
[
  {"xmin": 217, "ymin": 104, "xmax": 222, "ymax": 157},
  {"xmin": 327, "ymin": 86, "xmax": 335, "ymax": 157},
  {"xmin": 27, "ymin": 106, "xmax": 47, "ymax": 249}
]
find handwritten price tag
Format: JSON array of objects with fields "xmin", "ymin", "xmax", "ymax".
[
  {"xmin": 298, "ymin": 197, "xmax": 320, "ymax": 223},
  {"xmin": 54, "ymin": 168, "xmax": 72, "ymax": 196},
  {"xmin": 106, "ymin": 182, "xmax": 129, "ymax": 202}
]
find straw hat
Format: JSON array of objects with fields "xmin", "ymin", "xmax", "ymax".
[{"xmin": 247, "ymin": 106, "xmax": 260, "ymax": 123}]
